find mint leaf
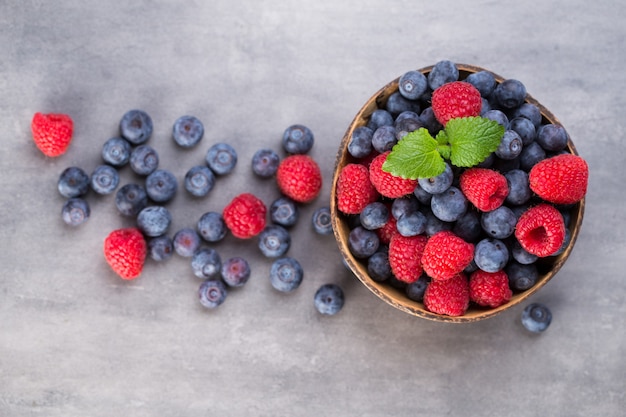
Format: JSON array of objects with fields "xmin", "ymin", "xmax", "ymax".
[
  {"xmin": 382, "ymin": 128, "xmax": 446, "ymax": 179},
  {"xmin": 446, "ymin": 117, "xmax": 504, "ymax": 167}
]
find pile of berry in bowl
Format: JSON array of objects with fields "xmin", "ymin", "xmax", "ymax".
[{"xmin": 330, "ymin": 61, "xmax": 588, "ymax": 322}]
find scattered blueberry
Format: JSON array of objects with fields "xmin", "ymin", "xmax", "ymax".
[
  {"xmin": 413, "ymin": 184, "xmax": 433, "ymax": 205},
  {"xmin": 511, "ymin": 239, "xmax": 539, "ymax": 265},
  {"xmin": 115, "ymin": 183, "xmax": 148, "ymax": 217},
  {"xmin": 397, "ymin": 211, "xmax": 427, "ymax": 237},
  {"xmin": 348, "ymin": 226, "xmax": 380, "ymax": 259},
  {"xmin": 198, "ymin": 279, "xmax": 228, "ymax": 309},
  {"xmin": 251, "ymin": 148, "xmax": 280, "ymax": 178},
  {"xmin": 536, "ymin": 124, "xmax": 568, "ymax": 151},
  {"xmin": 145, "ymin": 169, "xmax": 178, "ymax": 203},
  {"xmin": 465, "ymin": 70, "xmax": 496, "ymax": 97},
  {"xmin": 367, "ymin": 109, "xmax": 394, "ymax": 130},
  {"xmin": 148, "ymin": 235, "xmax": 174, "ymax": 262},
  {"xmin": 481, "ymin": 206, "xmax": 517, "ymax": 239},
  {"xmin": 385, "ymin": 91, "xmax": 421, "ymax": 116},
  {"xmin": 311, "ymin": 206, "xmax": 333, "ymax": 235},
  {"xmin": 221, "ymin": 257, "xmax": 251, "ymax": 287},
  {"xmin": 270, "ymin": 257, "xmax": 304, "ymax": 292},
  {"xmin": 191, "ymin": 247, "xmax": 222, "ymax": 279},
  {"xmin": 430, "ymin": 186, "xmax": 468, "ymax": 222},
  {"xmin": 173, "ymin": 228, "xmax": 201, "ymax": 257},
  {"xmin": 197, "ymin": 211, "xmax": 227, "ymax": 243},
  {"xmin": 474, "ymin": 238, "xmax": 510, "ymax": 273},
  {"xmin": 427, "ymin": 60, "xmax": 459, "ymax": 90},
  {"xmin": 206, "ymin": 143, "xmax": 237, "ymax": 175},
  {"xmin": 184, "ymin": 165, "xmax": 215, "ymax": 197},
  {"xmin": 418, "ymin": 162, "xmax": 453, "ymax": 194},
  {"xmin": 61, "ymin": 198, "xmax": 90, "ymax": 226},
  {"xmin": 419, "ymin": 107, "xmax": 443, "ymax": 136},
  {"xmin": 521, "ymin": 303, "xmax": 552, "ymax": 333},
  {"xmin": 398, "ymin": 70, "xmax": 428, "ymax": 100},
  {"xmin": 90, "ymin": 165, "xmax": 120, "ymax": 195},
  {"xmin": 405, "ymin": 275, "xmax": 429, "ymax": 302},
  {"xmin": 270, "ymin": 196, "xmax": 299, "ymax": 227},
  {"xmin": 391, "ymin": 196, "xmax": 420, "ymax": 220},
  {"xmin": 367, "ymin": 250, "xmax": 392, "ymax": 282},
  {"xmin": 394, "ymin": 115, "xmax": 423, "ymax": 140},
  {"xmin": 102, "ymin": 137, "xmax": 131, "ymax": 167},
  {"xmin": 119, "ymin": 109, "xmax": 153, "ymax": 145},
  {"xmin": 519, "ymin": 141, "xmax": 547, "ymax": 171},
  {"xmin": 258, "ymin": 225, "xmax": 291, "ymax": 258},
  {"xmin": 506, "ymin": 261, "xmax": 538, "ymax": 292},
  {"xmin": 482, "ymin": 109, "xmax": 509, "ymax": 128},
  {"xmin": 136, "ymin": 206, "xmax": 172, "ymax": 237},
  {"xmin": 423, "ymin": 210, "xmax": 453, "ymax": 236},
  {"xmin": 494, "ymin": 79, "xmax": 527, "ymax": 109},
  {"xmin": 452, "ymin": 210, "xmax": 482, "ymax": 242},
  {"xmin": 513, "ymin": 103, "xmax": 543, "ymax": 128},
  {"xmin": 371, "ymin": 125, "xmax": 397, "ymax": 153},
  {"xmin": 505, "ymin": 169, "xmax": 532, "ymax": 206},
  {"xmin": 314, "ymin": 284, "xmax": 345, "ymax": 315},
  {"xmin": 172, "ymin": 115, "xmax": 204, "ymax": 148},
  {"xmin": 359, "ymin": 202, "xmax": 389, "ymax": 230},
  {"xmin": 508, "ymin": 117, "xmax": 536, "ymax": 145},
  {"xmin": 130, "ymin": 144, "xmax": 159, "ymax": 176},
  {"xmin": 348, "ymin": 126, "xmax": 374, "ymax": 158},
  {"xmin": 495, "ymin": 130, "xmax": 523, "ymax": 160},
  {"xmin": 58, "ymin": 167, "xmax": 90, "ymax": 198},
  {"xmin": 282, "ymin": 124, "xmax": 314, "ymax": 154}
]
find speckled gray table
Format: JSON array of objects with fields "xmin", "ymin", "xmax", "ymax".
[{"xmin": 1, "ymin": 1, "xmax": 624, "ymax": 416}]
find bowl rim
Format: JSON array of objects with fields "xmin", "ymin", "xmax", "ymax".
[{"xmin": 330, "ymin": 63, "xmax": 586, "ymax": 323}]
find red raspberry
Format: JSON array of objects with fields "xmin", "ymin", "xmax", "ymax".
[
  {"xmin": 431, "ymin": 81, "xmax": 482, "ymax": 126},
  {"xmin": 30, "ymin": 112, "xmax": 74, "ymax": 157},
  {"xmin": 223, "ymin": 193, "xmax": 267, "ymax": 239},
  {"xmin": 103, "ymin": 228, "xmax": 147, "ymax": 280},
  {"xmin": 388, "ymin": 234, "xmax": 428, "ymax": 283},
  {"xmin": 529, "ymin": 153, "xmax": 588, "ymax": 205},
  {"xmin": 336, "ymin": 163, "xmax": 379, "ymax": 214},
  {"xmin": 421, "ymin": 230, "xmax": 474, "ymax": 281},
  {"xmin": 369, "ymin": 151, "xmax": 418, "ymax": 198},
  {"xmin": 276, "ymin": 154, "xmax": 322, "ymax": 203},
  {"xmin": 459, "ymin": 167, "xmax": 509, "ymax": 212},
  {"xmin": 469, "ymin": 269, "xmax": 512, "ymax": 308},
  {"xmin": 376, "ymin": 215, "xmax": 398, "ymax": 245},
  {"xmin": 423, "ymin": 272, "xmax": 470, "ymax": 317},
  {"xmin": 515, "ymin": 203, "xmax": 565, "ymax": 257}
]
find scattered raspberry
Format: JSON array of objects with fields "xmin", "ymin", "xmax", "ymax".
[
  {"xmin": 388, "ymin": 234, "xmax": 428, "ymax": 283},
  {"xmin": 223, "ymin": 193, "xmax": 267, "ymax": 239},
  {"xmin": 423, "ymin": 272, "xmax": 470, "ymax": 316},
  {"xmin": 459, "ymin": 168, "xmax": 509, "ymax": 212},
  {"xmin": 529, "ymin": 154, "xmax": 588, "ymax": 205},
  {"xmin": 31, "ymin": 112, "xmax": 74, "ymax": 157},
  {"xmin": 469, "ymin": 269, "xmax": 512, "ymax": 308},
  {"xmin": 421, "ymin": 230, "xmax": 475, "ymax": 281},
  {"xmin": 104, "ymin": 228, "xmax": 147, "ymax": 280},
  {"xmin": 369, "ymin": 151, "xmax": 418, "ymax": 198},
  {"xmin": 376, "ymin": 215, "xmax": 398, "ymax": 245},
  {"xmin": 336, "ymin": 163, "xmax": 379, "ymax": 214},
  {"xmin": 431, "ymin": 81, "xmax": 482, "ymax": 126},
  {"xmin": 515, "ymin": 203, "xmax": 565, "ymax": 257},
  {"xmin": 276, "ymin": 154, "xmax": 322, "ymax": 203}
]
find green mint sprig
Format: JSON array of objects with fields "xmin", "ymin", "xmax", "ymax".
[{"xmin": 382, "ymin": 116, "xmax": 504, "ymax": 179}]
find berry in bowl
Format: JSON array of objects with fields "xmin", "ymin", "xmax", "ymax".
[{"xmin": 330, "ymin": 61, "xmax": 588, "ymax": 322}]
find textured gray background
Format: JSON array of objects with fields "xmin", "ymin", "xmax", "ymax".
[{"xmin": 1, "ymin": 1, "xmax": 624, "ymax": 416}]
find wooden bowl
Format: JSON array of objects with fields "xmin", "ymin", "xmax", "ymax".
[{"xmin": 330, "ymin": 64, "xmax": 585, "ymax": 322}]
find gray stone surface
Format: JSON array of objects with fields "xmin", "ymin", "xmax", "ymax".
[{"xmin": 1, "ymin": 1, "xmax": 624, "ymax": 416}]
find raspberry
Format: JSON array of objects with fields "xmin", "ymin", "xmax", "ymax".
[
  {"xmin": 103, "ymin": 228, "xmax": 147, "ymax": 280},
  {"xmin": 529, "ymin": 154, "xmax": 589, "ymax": 205},
  {"xmin": 336, "ymin": 163, "xmax": 379, "ymax": 214},
  {"xmin": 30, "ymin": 112, "xmax": 74, "ymax": 157},
  {"xmin": 423, "ymin": 272, "xmax": 470, "ymax": 317},
  {"xmin": 459, "ymin": 168, "xmax": 509, "ymax": 212},
  {"xmin": 469, "ymin": 269, "xmax": 512, "ymax": 308},
  {"xmin": 369, "ymin": 151, "xmax": 418, "ymax": 198},
  {"xmin": 514, "ymin": 204, "xmax": 565, "ymax": 257},
  {"xmin": 421, "ymin": 230, "xmax": 475, "ymax": 281},
  {"xmin": 223, "ymin": 193, "xmax": 267, "ymax": 239},
  {"xmin": 431, "ymin": 81, "xmax": 482, "ymax": 126},
  {"xmin": 376, "ymin": 215, "xmax": 398, "ymax": 245},
  {"xmin": 388, "ymin": 234, "xmax": 428, "ymax": 283},
  {"xmin": 276, "ymin": 154, "xmax": 322, "ymax": 203}
]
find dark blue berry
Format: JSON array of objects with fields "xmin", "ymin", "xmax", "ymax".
[
  {"xmin": 413, "ymin": 184, "xmax": 433, "ymax": 205},
  {"xmin": 148, "ymin": 235, "xmax": 174, "ymax": 262},
  {"xmin": 172, "ymin": 115, "xmax": 204, "ymax": 148},
  {"xmin": 258, "ymin": 225, "xmax": 291, "ymax": 258},
  {"xmin": 90, "ymin": 165, "xmax": 120, "ymax": 195},
  {"xmin": 367, "ymin": 250, "xmax": 391, "ymax": 282},
  {"xmin": 495, "ymin": 130, "xmax": 523, "ymax": 160},
  {"xmin": 513, "ymin": 103, "xmax": 542, "ymax": 128},
  {"xmin": 58, "ymin": 167, "xmax": 89, "ymax": 198},
  {"xmin": 347, "ymin": 126, "xmax": 374, "ymax": 158},
  {"xmin": 482, "ymin": 109, "xmax": 509, "ymax": 128},
  {"xmin": 311, "ymin": 206, "xmax": 333, "ymax": 235},
  {"xmin": 431, "ymin": 186, "xmax": 468, "ymax": 222},
  {"xmin": 145, "ymin": 169, "xmax": 177, "ymax": 203},
  {"xmin": 348, "ymin": 226, "xmax": 379, "ymax": 259},
  {"xmin": 428, "ymin": 60, "xmax": 459, "ymax": 90},
  {"xmin": 519, "ymin": 141, "xmax": 546, "ymax": 171},
  {"xmin": 137, "ymin": 206, "xmax": 172, "ymax": 237},
  {"xmin": 282, "ymin": 124, "xmax": 314, "ymax": 154},
  {"xmin": 405, "ymin": 275, "xmax": 428, "ymax": 302},
  {"xmin": 197, "ymin": 211, "xmax": 227, "ymax": 243},
  {"xmin": 505, "ymin": 169, "xmax": 532, "ymax": 205},
  {"xmin": 184, "ymin": 165, "xmax": 215, "ymax": 197},
  {"xmin": 399, "ymin": 70, "xmax": 428, "ymax": 100},
  {"xmin": 474, "ymin": 238, "xmax": 509, "ymax": 273},
  {"xmin": 419, "ymin": 107, "xmax": 443, "ymax": 136},
  {"xmin": 423, "ymin": 210, "xmax": 453, "ymax": 236},
  {"xmin": 465, "ymin": 70, "xmax": 496, "ymax": 97},
  {"xmin": 360, "ymin": 202, "xmax": 389, "ymax": 230},
  {"xmin": 270, "ymin": 257, "xmax": 303, "ymax": 292},
  {"xmin": 221, "ymin": 257, "xmax": 251, "ymax": 287},
  {"xmin": 205, "ymin": 143, "xmax": 237, "ymax": 175},
  {"xmin": 130, "ymin": 144, "xmax": 159, "ymax": 176},
  {"xmin": 251, "ymin": 148, "xmax": 280, "ymax": 178},
  {"xmin": 397, "ymin": 211, "xmax": 427, "ymax": 237},
  {"xmin": 385, "ymin": 91, "xmax": 421, "ymax": 116},
  {"xmin": 506, "ymin": 261, "xmax": 538, "ymax": 292},
  {"xmin": 371, "ymin": 125, "xmax": 397, "ymax": 153},
  {"xmin": 191, "ymin": 248, "xmax": 222, "ymax": 279},
  {"xmin": 394, "ymin": 116, "xmax": 424, "ymax": 141},
  {"xmin": 367, "ymin": 109, "xmax": 394, "ymax": 131},
  {"xmin": 198, "ymin": 279, "xmax": 227, "ymax": 309},
  {"xmin": 314, "ymin": 284, "xmax": 345, "ymax": 315},
  {"xmin": 418, "ymin": 162, "xmax": 453, "ymax": 194},
  {"xmin": 453, "ymin": 210, "xmax": 482, "ymax": 242},
  {"xmin": 536, "ymin": 124, "xmax": 568, "ymax": 151},
  {"xmin": 508, "ymin": 117, "xmax": 536, "ymax": 145},
  {"xmin": 115, "ymin": 183, "xmax": 148, "ymax": 217},
  {"xmin": 61, "ymin": 198, "xmax": 90, "ymax": 226},
  {"xmin": 173, "ymin": 228, "xmax": 201, "ymax": 258},
  {"xmin": 511, "ymin": 239, "xmax": 538, "ymax": 265},
  {"xmin": 119, "ymin": 109, "xmax": 153, "ymax": 145},
  {"xmin": 521, "ymin": 303, "xmax": 552, "ymax": 333},
  {"xmin": 270, "ymin": 196, "xmax": 299, "ymax": 227},
  {"xmin": 102, "ymin": 137, "xmax": 131, "ymax": 167},
  {"xmin": 391, "ymin": 196, "xmax": 419, "ymax": 220},
  {"xmin": 481, "ymin": 206, "xmax": 517, "ymax": 239},
  {"xmin": 495, "ymin": 79, "xmax": 527, "ymax": 109}
]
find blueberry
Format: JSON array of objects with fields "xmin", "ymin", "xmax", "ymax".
[
  {"xmin": 198, "ymin": 279, "xmax": 228, "ymax": 309},
  {"xmin": 495, "ymin": 130, "xmax": 523, "ymax": 160},
  {"xmin": 119, "ymin": 109, "xmax": 153, "ymax": 145},
  {"xmin": 480, "ymin": 98, "xmax": 492, "ymax": 115},
  {"xmin": 371, "ymin": 125, "xmax": 397, "ymax": 153},
  {"xmin": 418, "ymin": 162, "xmax": 453, "ymax": 194},
  {"xmin": 394, "ymin": 116, "xmax": 424, "ymax": 141},
  {"xmin": 206, "ymin": 143, "xmax": 237, "ymax": 175},
  {"xmin": 464, "ymin": 70, "xmax": 496, "ymax": 97},
  {"xmin": 184, "ymin": 165, "xmax": 215, "ymax": 197},
  {"xmin": 397, "ymin": 211, "xmax": 427, "ymax": 237},
  {"xmin": 282, "ymin": 124, "xmax": 314, "ymax": 154},
  {"xmin": 513, "ymin": 103, "xmax": 543, "ymax": 128},
  {"xmin": 61, "ymin": 198, "xmax": 90, "ymax": 226},
  {"xmin": 270, "ymin": 196, "xmax": 299, "ymax": 227},
  {"xmin": 347, "ymin": 126, "xmax": 374, "ymax": 158},
  {"xmin": 367, "ymin": 251, "xmax": 391, "ymax": 282},
  {"xmin": 482, "ymin": 109, "xmax": 509, "ymax": 128},
  {"xmin": 251, "ymin": 148, "xmax": 280, "ymax": 178},
  {"xmin": 505, "ymin": 169, "xmax": 531, "ymax": 206},
  {"xmin": 385, "ymin": 91, "xmax": 421, "ymax": 116},
  {"xmin": 137, "ymin": 206, "xmax": 172, "ymax": 237},
  {"xmin": 431, "ymin": 186, "xmax": 468, "ymax": 222},
  {"xmin": 191, "ymin": 248, "xmax": 222, "ymax": 279},
  {"xmin": 115, "ymin": 183, "xmax": 148, "ymax": 217},
  {"xmin": 521, "ymin": 303, "xmax": 552, "ymax": 333},
  {"xmin": 58, "ymin": 167, "xmax": 89, "ymax": 198},
  {"xmin": 511, "ymin": 239, "xmax": 539, "ymax": 265},
  {"xmin": 413, "ymin": 184, "xmax": 433, "ymax": 205},
  {"xmin": 481, "ymin": 206, "xmax": 517, "ymax": 239},
  {"xmin": 491, "ymin": 155, "xmax": 521, "ymax": 173},
  {"xmin": 172, "ymin": 115, "xmax": 204, "ymax": 148},
  {"xmin": 474, "ymin": 238, "xmax": 509, "ymax": 272},
  {"xmin": 395, "ymin": 110, "xmax": 421, "ymax": 125},
  {"xmin": 399, "ymin": 70, "xmax": 428, "ymax": 100},
  {"xmin": 90, "ymin": 165, "xmax": 120, "ymax": 195},
  {"xmin": 148, "ymin": 235, "xmax": 174, "ymax": 262},
  {"xmin": 314, "ymin": 284, "xmax": 345, "ymax": 315},
  {"xmin": 102, "ymin": 137, "xmax": 131, "ymax": 167},
  {"xmin": 405, "ymin": 275, "xmax": 428, "ymax": 302},
  {"xmin": 258, "ymin": 225, "xmax": 291, "ymax": 258},
  {"xmin": 270, "ymin": 257, "xmax": 304, "ymax": 292},
  {"xmin": 367, "ymin": 109, "xmax": 394, "ymax": 131},
  {"xmin": 506, "ymin": 261, "xmax": 538, "ymax": 292},
  {"xmin": 508, "ymin": 117, "xmax": 536, "ymax": 145},
  {"xmin": 419, "ymin": 107, "xmax": 443, "ymax": 136},
  {"xmin": 145, "ymin": 169, "xmax": 177, "ymax": 203},
  {"xmin": 495, "ymin": 79, "xmax": 527, "ymax": 109},
  {"xmin": 197, "ymin": 211, "xmax": 227, "ymax": 243},
  {"xmin": 453, "ymin": 210, "xmax": 482, "ymax": 242},
  {"xmin": 360, "ymin": 202, "xmax": 389, "ymax": 230},
  {"xmin": 536, "ymin": 124, "xmax": 568, "ymax": 151},
  {"xmin": 519, "ymin": 141, "xmax": 546, "ymax": 171},
  {"xmin": 173, "ymin": 228, "xmax": 201, "ymax": 257},
  {"xmin": 311, "ymin": 206, "xmax": 333, "ymax": 235},
  {"xmin": 130, "ymin": 144, "xmax": 159, "ymax": 176},
  {"xmin": 423, "ymin": 210, "xmax": 453, "ymax": 236},
  {"xmin": 391, "ymin": 196, "xmax": 420, "ymax": 220},
  {"xmin": 428, "ymin": 60, "xmax": 459, "ymax": 90},
  {"xmin": 348, "ymin": 226, "xmax": 380, "ymax": 259},
  {"xmin": 221, "ymin": 257, "xmax": 251, "ymax": 287}
]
